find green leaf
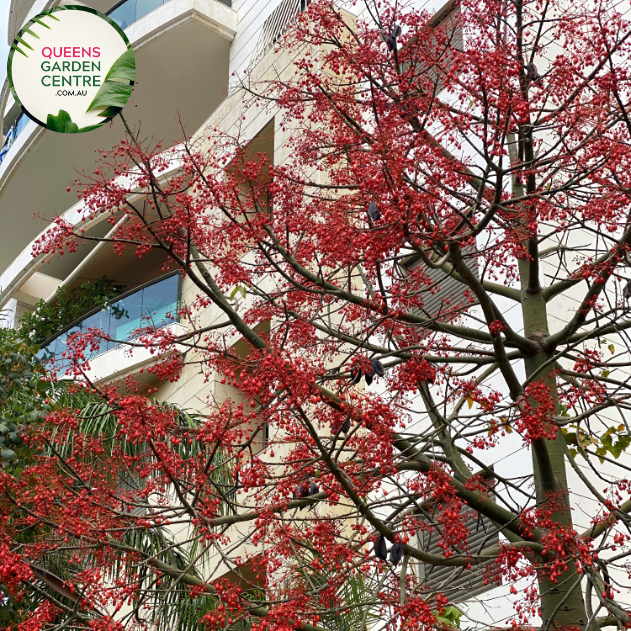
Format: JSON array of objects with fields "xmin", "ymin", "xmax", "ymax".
[
  {"xmin": 86, "ymin": 81, "xmax": 133, "ymax": 114},
  {"xmin": 15, "ymin": 35, "xmax": 34, "ymax": 51},
  {"xmin": 96, "ymin": 106, "xmax": 122, "ymax": 119},
  {"xmin": 104, "ymin": 47, "xmax": 135, "ymax": 83},
  {"xmin": 601, "ymin": 370, "xmax": 611, "ymax": 378},
  {"xmin": 86, "ymin": 49, "xmax": 135, "ymax": 114},
  {"xmin": 78, "ymin": 123, "xmax": 107, "ymax": 133},
  {"xmin": 1, "ymin": 448, "xmax": 17, "ymax": 462},
  {"xmin": 609, "ymin": 343, "xmax": 615, "ymax": 354},
  {"xmin": 443, "ymin": 606, "xmax": 462, "ymax": 625},
  {"xmin": 31, "ymin": 17, "xmax": 52, "ymax": 29},
  {"xmin": 10, "ymin": 44, "xmax": 28, "ymax": 58},
  {"xmin": 230, "ymin": 285, "xmax": 247, "ymax": 300},
  {"xmin": 46, "ymin": 110, "xmax": 79, "ymax": 133}
]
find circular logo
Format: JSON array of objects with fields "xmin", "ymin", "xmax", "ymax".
[{"xmin": 7, "ymin": 6, "xmax": 135, "ymax": 133}]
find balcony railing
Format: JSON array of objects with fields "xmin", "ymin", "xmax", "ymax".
[
  {"xmin": 107, "ymin": 0, "xmax": 231, "ymax": 30},
  {"xmin": 39, "ymin": 272, "xmax": 182, "ymax": 370},
  {"xmin": 0, "ymin": 113, "xmax": 29, "ymax": 165}
]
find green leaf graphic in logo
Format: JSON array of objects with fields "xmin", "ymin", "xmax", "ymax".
[
  {"xmin": 47, "ymin": 110, "xmax": 107, "ymax": 134},
  {"xmin": 10, "ymin": 10, "xmax": 58, "ymax": 58},
  {"xmin": 86, "ymin": 48, "xmax": 135, "ymax": 117},
  {"xmin": 46, "ymin": 110, "xmax": 80, "ymax": 133}
]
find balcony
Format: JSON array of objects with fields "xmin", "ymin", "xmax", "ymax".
[
  {"xmin": 39, "ymin": 272, "xmax": 182, "ymax": 374},
  {"xmin": 0, "ymin": 0, "xmax": 237, "ymax": 280},
  {"xmin": 0, "ymin": 113, "xmax": 28, "ymax": 165},
  {"xmin": 108, "ymin": 0, "xmax": 231, "ymax": 30}
]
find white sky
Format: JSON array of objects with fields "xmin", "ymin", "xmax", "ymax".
[{"xmin": 0, "ymin": 0, "xmax": 9, "ymax": 88}]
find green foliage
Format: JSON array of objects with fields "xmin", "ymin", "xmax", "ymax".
[
  {"xmin": 0, "ymin": 328, "xmax": 51, "ymax": 625},
  {"xmin": 45, "ymin": 109, "xmax": 106, "ymax": 133},
  {"xmin": 0, "ymin": 586, "xmax": 30, "ymax": 627},
  {"xmin": 563, "ymin": 424, "xmax": 631, "ymax": 463},
  {"xmin": 435, "ymin": 605, "xmax": 462, "ymax": 629},
  {"xmin": 19, "ymin": 276, "xmax": 126, "ymax": 345},
  {"xmin": 0, "ymin": 327, "xmax": 48, "ymax": 467},
  {"xmin": 288, "ymin": 547, "xmax": 381, "ymax": 631},
  {"xmin": 46, "ymin": 109, "xmax": 79, "ymax": 133},
  {"xmin": 230, "ymin": 285, "xmax": 247, "ymax": 300},
  {"xmin": 87, "ymin": 48, "xmax": 135, "ymax": 116},
  {"xmin": 5, "ymin": 377, "xmax": 236, "ymax": 631}
]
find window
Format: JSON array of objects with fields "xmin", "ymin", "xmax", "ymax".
[
  {"xmin": 249, "ymin": 0, "xmax": 312, "ymax": 69},
  {"xmin": 403, "ymin": 0, "xmax": 464, "ymax": 94},
  {"xmin": 415, "ymin": 474, "xmax": 502, "ymax": 603},
  {"xmin": 400, "ymin": 250, "xmax": 479, "ymax": 320},
  {"xmin": 416, "ymin": 510, "xmax": 502, "ymax": 602}
]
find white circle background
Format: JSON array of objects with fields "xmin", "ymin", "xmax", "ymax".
[{"xmin": 10, "ymin": 9, "xmax": 130, "ymax": 130}]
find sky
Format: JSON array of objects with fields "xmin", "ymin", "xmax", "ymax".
[{"xmin": 0, "ymin": 0, "xmax": 8, "ymax": 91}]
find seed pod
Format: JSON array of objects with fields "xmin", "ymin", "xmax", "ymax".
[
  {"xmin": 341, "ymin": 418, "xmax": 351, "ymax": 434},
  {"xmin": 309, "ymin": 482, "xmax": 319, "ymax": 497},
  {"xmin": 374, "ymin": 535, "xmax": 388, "ymax": 561},
  {"xmin": 350, "ymin": 368, "xmax": 362, "ymax": 385},
  {"xmin": 371, "ymin": 358, "xmax": 384, "ymax": 378},
  {"xmin": 365, "ymin": 373, "xmax": 373, "ymax": 386},
  {"xmin": 526, "ymin": 61, "xmax": 543, "ymax": 87},
  {"xmin": 390, "ymin": 541, "xmax": 404, "ymax": 566},
  {"xmin": 367, "ymin": 201, "xmax": 381, "ymax": 221}
]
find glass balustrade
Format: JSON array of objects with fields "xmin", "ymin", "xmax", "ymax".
[
  {"xmin": 0, "ymin": 114, "xmax": 29, "ymax": 165},
  {"xmin": 107, "ymin": 0, "xmax": 231, "ymax": 30},
  {"xmin": 39, "ymin": 272, "xmax": 181, "ymax": 372}
]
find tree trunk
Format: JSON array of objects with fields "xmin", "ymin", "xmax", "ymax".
[{"xmin": 521, "ymin": 271, "xmax": 587, "ymax": 629}]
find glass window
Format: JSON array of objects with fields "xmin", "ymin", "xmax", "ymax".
[{"xmin": 38, "ymin": 273, "xmax": 181, "ymax": 374}]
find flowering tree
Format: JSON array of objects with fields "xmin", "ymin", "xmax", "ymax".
[{"xmin": 3, "ymin": 0, "xmax": 631, "ymax": 629}]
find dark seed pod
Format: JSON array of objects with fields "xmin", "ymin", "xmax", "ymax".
[
  {"xmin": 350, "ymin": 368, "xmax": 362, "ymax": 385},
  {"xmin": 371, "ymin": 358, "xmax": 384, "ymax": 378},
  {"xmin": 380, "ymin": 24, "xmax": 401, "ymax": 52},
  {"xmin": 526, "ymin": 61, "xmax": 543, "ymax": 86},
  {"xmin": 309, "ymin": 482, "xmax": 319, "ymax": 497},
  {"xmin": 365, "ymin": 373, "xmax": 373, "ymax": 386},
  {"xmin": 367, "ymin": 201, "xmax": 381, "ymax": 221},
  {"xmin": 624, "ymin": 279, "xmax": 631, "ymax": 302},
  {"xmin": 374, "ymin": 535, "xmax": 388, "ymax": 561},
  {"xmin": 390, "ymin": 541, "xmax": 404, "ymax": 567},
  {"xmin": 341, "ymin": 418, "xmax": 351, "ymax": 434}
]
